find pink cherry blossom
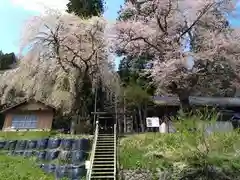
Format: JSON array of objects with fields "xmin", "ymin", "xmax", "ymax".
[
  {"xmin": 113, "ymin": 0, "xmax": 240, "ymax": 96},
  {"xmin": 0, "ymin": 10, "xmax": 118, "ymax": 114}
]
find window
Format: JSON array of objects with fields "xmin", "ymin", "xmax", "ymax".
[{"xmin": 12, "ymin": 115, "xmax": 38, "ymax": 129}]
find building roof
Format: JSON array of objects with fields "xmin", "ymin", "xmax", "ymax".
[
  {"xmin": 0, "ymin": 99, "xmax": 56, "ymax": 113},
  {"xmin": 153, "ymin": 96, "xmax": 240, "ymax": 107}
]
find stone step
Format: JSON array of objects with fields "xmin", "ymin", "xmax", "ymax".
[
  {"xmin": 97, "ymin": 138, "xmax": 114, "ymax": 141},
  {"xmin": 92, "ymin": 171, "xmax": 114, "ymax": 175},
  {"xmin": 97, "ymin": 140, "xmax": 114, "ymax": 142},
  {"xmin": 97, "ymin": 144, "xmax": 114, "ymax": 147},
  {"xmin": 94, "ymin": 154, "xmax": 114, "ymax": 157},
  {"xmin": 97, "ymin": 139, "xmax": 114, "ymax": 141},
  {"xmin": 91, "ymin": 175, "xmax": 114, "ymax": 179},
  {"xmin": 95, "ymin": 151, "xmax": 114, "ymax": 154},
  {"xmin": 97, "ymin": 141, "xmax": 114, "ymax": 143},
  {"xmin": 96, "ymin": 146, "xmax": 114, "ymax": 151},
  {"xmin": 94, "ymin": 160, "xmax": 114, "ymax": 163},
  {"xmin": 95, "ymin": 150, "xmax": 114, "ymax": 153},
  {"xmin": 96, "ymin": 144, "xmax": 114, "ymax": 149},
  {"xmin": 97, "ymin": 141, "xmax": 114, "ymax": 144},
  {"xmin": 98, "ymin": 136, "xmax": 114, "ymax": 138},
  {"xmin": 94, "ymin": 157, "xmax": 114, "ymax": 160},
  {"xmin": 93, "ymin": 164, "xmax": 114, "ymax": 167},
  {"xmin": 97, "ymin": 140, "xmax": 114, "ymax": 143},
  {"xmin": 97, "ymin": 137, "xmax": 114, "ymax": 140},
  {"xmin": 95, "ymin": 147, "xmax": 114, "ymax": 150},
  {"xmin": 98, "ymin": 137, "xmax": 114, "ymax": 138},
  {"xmin": 92, "ymin": 167, "xmax": 114, "ymax": 171},
  {"xmin": 97, "ymin": 143, "xmax": 114, "ymax": 146},
  {"xmin": 98, "ymin": 134, "xmax": 114, "ymax": 136}
]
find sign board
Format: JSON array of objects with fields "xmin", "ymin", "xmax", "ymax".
[
  {"xmin": 85, "ymin": 160, "xmax": 90, "ymax": 169},
  {"xmin": 146, "ymin": 117, "xmax": 160, "ymax": 127}
]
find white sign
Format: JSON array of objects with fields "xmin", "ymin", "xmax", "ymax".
[
  {"xmin": 146, "ymin": 117, "xmax": 160, "ymax": 127},
  {"xmin": 85, "ymin": 160, "xmax": 90, "ymax": 169}
]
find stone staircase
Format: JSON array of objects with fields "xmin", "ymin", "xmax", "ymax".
[
  {"xmin": 90, "ymin": 134, "xmax": 115, "ymax": 179},
  {"xmin": 87, "ymin": 121, "xmax": 117, "ymax": 180}
]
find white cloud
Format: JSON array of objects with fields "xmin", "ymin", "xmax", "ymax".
[{"xmin": 10, "ymin": 0, "xmax": 68, "ymax": 13}]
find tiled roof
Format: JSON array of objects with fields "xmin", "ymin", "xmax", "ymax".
[
  {"xmin": 153, "ymin": 96, "xmax": 240, "ymax": 106},
  {"xmin": 0, "ymin": 99, "xmax": 56, "ymax": 113}
]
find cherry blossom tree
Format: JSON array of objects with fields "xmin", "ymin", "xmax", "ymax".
[
  {"xmin": 0, "ymin": 10, "xmax": 117, "ymax": 119},
  {"xmin": 113, "ymin": 0, "xmax": 240, "ymax": 109},
  {"xmin": 0, "ymin": 54, "xmax": 76, "ymax": 113}
]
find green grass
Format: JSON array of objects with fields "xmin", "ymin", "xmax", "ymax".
[
  {"xmin": 0, "ymin": 153, "xmax": 55, "ymax": 180},
  {"xmin": 120, "ymin": 132, "xmax": 240, "ymax": 169},
  {"xmin": 120, "ymin": 126, "xmax": 240, "ymax": 179},
  {"xmin": 0, "ymin": 131, "xmax": 93, "ymax": 140},
  {"xmin": 0, "ymin": 131, "xmax": 92, "ymax": 180},
  {"xmin": 0, "ymin": 131, "xmax": 52, "ymax": 140}
]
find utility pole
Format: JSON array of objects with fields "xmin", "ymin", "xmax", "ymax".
[{"xmin": 93, "ymin": 85, "xmax": 98, "ymax": 128}]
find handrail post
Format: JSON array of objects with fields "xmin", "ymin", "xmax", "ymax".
[{"xmin": 86, "ymin": 120, "xmax": 99, "ymax": 180}]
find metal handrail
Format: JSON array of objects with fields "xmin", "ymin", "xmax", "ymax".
[
  {"xmin": 114, "ymin": 123, "xmax": 117, "ymax": 180},
  {"xmin": 86, "ymin": 120, "xmax": 99, "ymax": 180}
]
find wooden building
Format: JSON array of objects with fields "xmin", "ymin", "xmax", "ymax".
[
  {"xmin": 0, "ymin": 100, "xmax": 56, "ymax": 131},
  {"xmin": 151, "ymin": 96, "xmax": 240, "ymax": 120}
]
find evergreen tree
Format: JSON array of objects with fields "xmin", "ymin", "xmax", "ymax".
[
  {"xmin": 66, "ymin": 0, "xmax": 105, "ymax": 18},
  {"xmin": 0, "ymin": 51, "xmax": 17, "ymax": 70}
]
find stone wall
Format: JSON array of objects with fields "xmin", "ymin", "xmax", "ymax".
[{"xmin": 0, "ymin": 138, "xmax": 91, "ymax": 179}]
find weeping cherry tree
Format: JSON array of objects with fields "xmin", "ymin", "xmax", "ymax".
[{"xmin": 0, "ymin": 9, "xmax": 117, "ymax": 133}]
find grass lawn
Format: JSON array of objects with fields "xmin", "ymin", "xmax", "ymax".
[
  {"xmin": 120, "ymin": 131, "xmax": 240, "ymax": 179},
  {"xmin": 0, "ymin": 131, "xmax": 52, "ymax": 140},
  {"xmin": 0, "ymin": 153, "xmax": 55, "ymax": 180}
]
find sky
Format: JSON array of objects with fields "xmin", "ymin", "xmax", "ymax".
[
  {"xmin": 0, "ymin": 0, "xmax": 124, "ymax": 50},
  {"xmin": 0, "ymin": 0, "xmax": 239, "ymax": 69}
]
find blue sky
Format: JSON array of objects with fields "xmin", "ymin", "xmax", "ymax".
[
  {"xmin": 0, "ymin": 0, "xmax": 124, "ymax": 53},
  {"xmin": 0, "ymin": 0, "xmax": 239, "ymax": 68}
]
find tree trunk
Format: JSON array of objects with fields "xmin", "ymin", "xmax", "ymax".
[
  {"xmin": 118, "ymin": 115, "xmax": 123, "ymax": 134},
  {"xmin": 178, "ymin": 90, "xmax": 191, "ymax": 113},
  {"xmin": 143, "ymin": 103, "xmax": 147, "ymax": 128},
  {"xmin": 133, "ymin": 110, "xmax": 138, "ymax": 133},
  {"xmin": 123, "ymin": 91, "xmax": 127, "ymax": 133},
  {"xmin": 70, "ymin": 115, "xmax": 78, "ymax": 134},
  {"xmin": 70, "ymin": 120, "xmax": 75, "ymax": 134},
  {"xmin": 116, "ymin": 100, "xmax": 123, "ymax": 134},
  {"xmin": 126, "ymin": 112, "xmax": 133, "ymax": 133},
  {"xmin": 138, "ymin": 106, "xmax": 144, "ymax": 132},
  {"xmin": 169, "ymin": 81, "xmax": 192, "ymax": 113},
  {"xmin": 71, "ymin": 71, "xmax": 84, "ymax": 134}
]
